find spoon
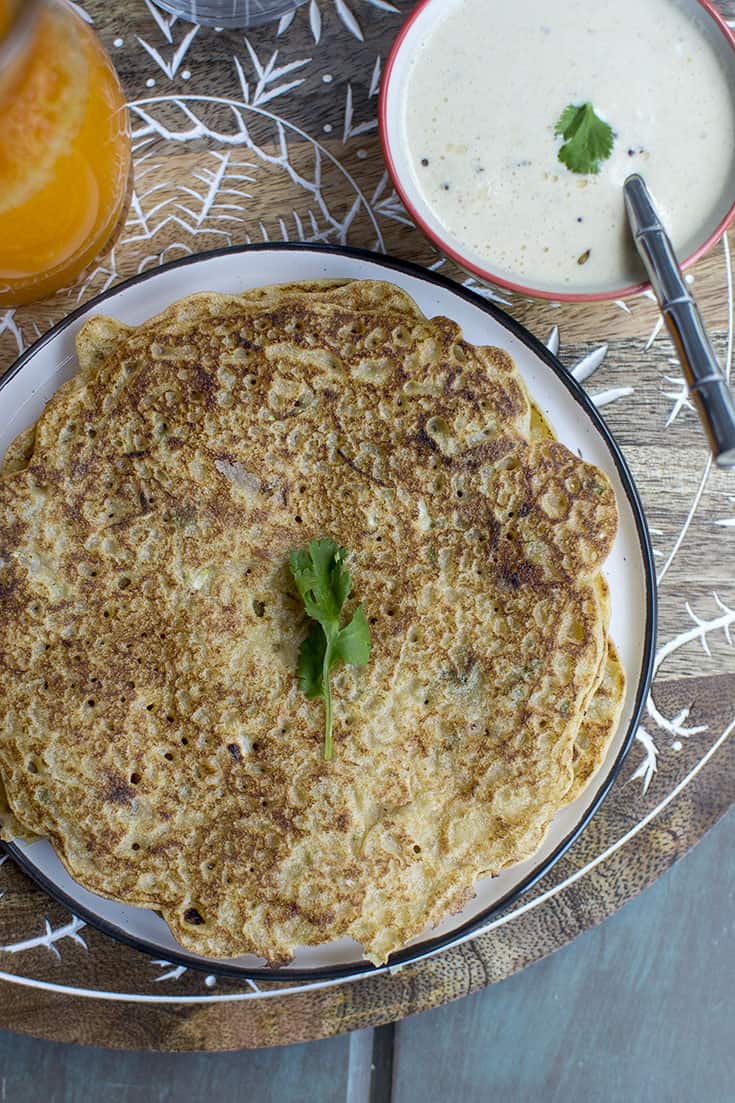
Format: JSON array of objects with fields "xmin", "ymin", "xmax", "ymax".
[{"xmin": 624, "ymin": 173, "xmax": 735, "ymax": 468}]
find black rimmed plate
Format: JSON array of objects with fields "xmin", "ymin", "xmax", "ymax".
[{"xmin": 0, "ymin": 244, "xmax": 656, "ymax": 982}]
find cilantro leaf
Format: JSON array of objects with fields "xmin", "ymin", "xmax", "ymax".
[
  {"xmin": 296, "ymin": 622, "xmax": 326, "ymax": 699},
  {"xmin": 554, "ymin": 102, "xmax": 614, "ymax": 175},
  {"xmin": 333, "ymin": 605, "xmax": 371, "ymax": 667},
  {"xmin": 289, "ymin": 539, "xmax": 372, "ymax": 760},
  {"xmin": 289, "ymin": 539, "xmax": 349, "ymax": 626}
]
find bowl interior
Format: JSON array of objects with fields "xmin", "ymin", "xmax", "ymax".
[{"xmin": 381, "ymin": 0, "xmax": 735, "ymax": 300}]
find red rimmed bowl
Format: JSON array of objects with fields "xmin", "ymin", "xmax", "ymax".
[{"xmin": 379, "ymin": 0, "xmax": 735, "ymax": 302}]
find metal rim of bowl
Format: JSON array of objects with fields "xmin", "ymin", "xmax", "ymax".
[
  {"xmin": 378, "ymin": 0, "xmax": 735, "ymax": 303},
  {"xmin": 0, "ymin": 242, "xmax": 657, "ymax": 983}
]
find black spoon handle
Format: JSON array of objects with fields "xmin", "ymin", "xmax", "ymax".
[{"xmin": 624, "ymin": 173, "xmax": 735, "ymax": 468}]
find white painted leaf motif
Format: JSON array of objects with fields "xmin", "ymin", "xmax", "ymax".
[
  {"xmin": 152, "ymin": 959, "xmax": 188, "ymax": 982},
  {"xmin": 233, "ymin": 54, "xmax": 249, "ymax": 102},
  {"xmin": 137, "ymin": 23, "xmax": 199, "ymax": 81},
  {"xmin": 461, "ymin": 277, "xmax": 512, "ymax": 306},
  {"xmin": 571, "ymin": 343, "xmax": 608, "ymax": 382},
  {"xmin": 644, "ymin": 314, "xmax": 665, "ymax": 350},
  {"xmin": 343, "ymin": 83, "xmax": 378, "ymax": 142},
  {"xmin": 370, "ymin": 170, "xmax": 412, "ymax": 227},
  {"xmin": 177, "ymin": 151, "xmax": 256, "ymax": 224},
  {"xmin": 66, "ymin": 1, "xmax": 94, "ymax": 23},
  {"xmin": 631, "ymin": 726, "xmax": 659, "ymax": 794},
  {"xmin": 309, "ymin": 0, "xmax": 322, "ymax": 43},
  {"xmin": 240, "ymin": 41, "xmax": 311, "ymax": 107},
  {"xmin": 664, "ymin": 595, "xmax": 735, "ymax": 661},
  {"xmin": 272, "ymin": 0, "xmax": 401, "ymax": 46},
  {"xmin": 647, "ymin": 698, "xmax": 707, "ymax": 742},
  {"xmin": 118, "ymin": 95, "xmax": 387, "ymax": 279},
  {"xmin": 335, "ymin": 0, "xmax": 364, "ymax": 41},
  {"xmin": 0, "ymin": 310, "xmax": 24, "ymax": 355},
  {"xmin": 144, "ymin": 0, "xmax": 175, "ymax": 43},
  {"xmin": 369, "ymin": 55, "xmax": 382, "ymax": 97},
  {"xmin": 544, "ymin": 326, "xmax": 560, "ymax": 355},
  {"xmin": 170, "ymin": 26, "xmax": 199, "ymax": 78},
  {"xmin": 277, "ymin": 10, "xmax": 296, "ymax": 35},
  {"xmin": 634, "ymin": 591, "xmax": 735, "ymax": 792},
  {"xmin": 590, "ymin": 386, "xmax": 634, "ymax": 407},
  {"xmin": 0, "ymin": 915, "xmax": 87, "ymax": 959},
  {"xmin": 662, "ymin": 373, "xmax": 694, "ymax": 426},
  {"xmin": 114, "ymin": 150, "xmax": 261, "ymax": 280},
  {"xmin": 244, "ymin": 36, "xmax": 267, "ymax": 80},
  {"xmin": 150, "ymin": 960, "xmax": 262, "ymax": 990}
]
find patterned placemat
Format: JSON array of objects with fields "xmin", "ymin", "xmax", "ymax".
[{"xmin": 0, "ymin": 0, "xmax": 733, "ymax": 1049}]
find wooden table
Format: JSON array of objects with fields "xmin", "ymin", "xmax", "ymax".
[{"xmin": 0, "ymin": 0, "xmax": 733, "ymax": 1051}]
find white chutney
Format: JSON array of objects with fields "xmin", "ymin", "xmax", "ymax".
[{"xmin": 400, "ymin": 0, "xmax": 735, "ymax": 293}]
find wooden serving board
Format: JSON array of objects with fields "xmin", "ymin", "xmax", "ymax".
[{"xmin": 0, "ymin": 0, "xmax": 733, "ymax": 1050}]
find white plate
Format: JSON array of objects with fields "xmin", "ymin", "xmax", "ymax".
[{"xmin": 0, "ymin": 245, "xmax": 656, "ymax": 981}]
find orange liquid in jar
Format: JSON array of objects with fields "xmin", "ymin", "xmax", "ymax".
[{"xmin": 0, "ymin": 0, "xmax": 131, "ymax": 306}]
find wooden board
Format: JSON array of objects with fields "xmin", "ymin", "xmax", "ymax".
[{"xmin": 0, "ymin": 0, "xmax": 734, "ymax": 1050}]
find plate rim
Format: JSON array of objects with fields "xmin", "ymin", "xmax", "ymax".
[{"xmin": 0, "ymin": 242, "xmax": 657, "ymax": 983}]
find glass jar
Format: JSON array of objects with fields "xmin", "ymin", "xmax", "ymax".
[
  {"xmin": 154, "ymin": 0, "xmax": 307, "ymax": 30},
  {"xmin": 0, "ymin": 0, "xmax": 132, "ymax": 307}
]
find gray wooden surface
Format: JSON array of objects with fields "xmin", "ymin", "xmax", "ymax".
[{"xmin": 1, "ymin": 807, "xmax": 733, "ymax": 1102}]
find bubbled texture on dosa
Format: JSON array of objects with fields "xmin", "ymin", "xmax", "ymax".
[{"xmin": 0, "ymin": 280, "xmax": 619, "ymax": 965}]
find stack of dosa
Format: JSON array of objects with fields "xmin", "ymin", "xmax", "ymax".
[{"xmin": 0, "ymin": 280, "xmax": 623, "ymax": 965}]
